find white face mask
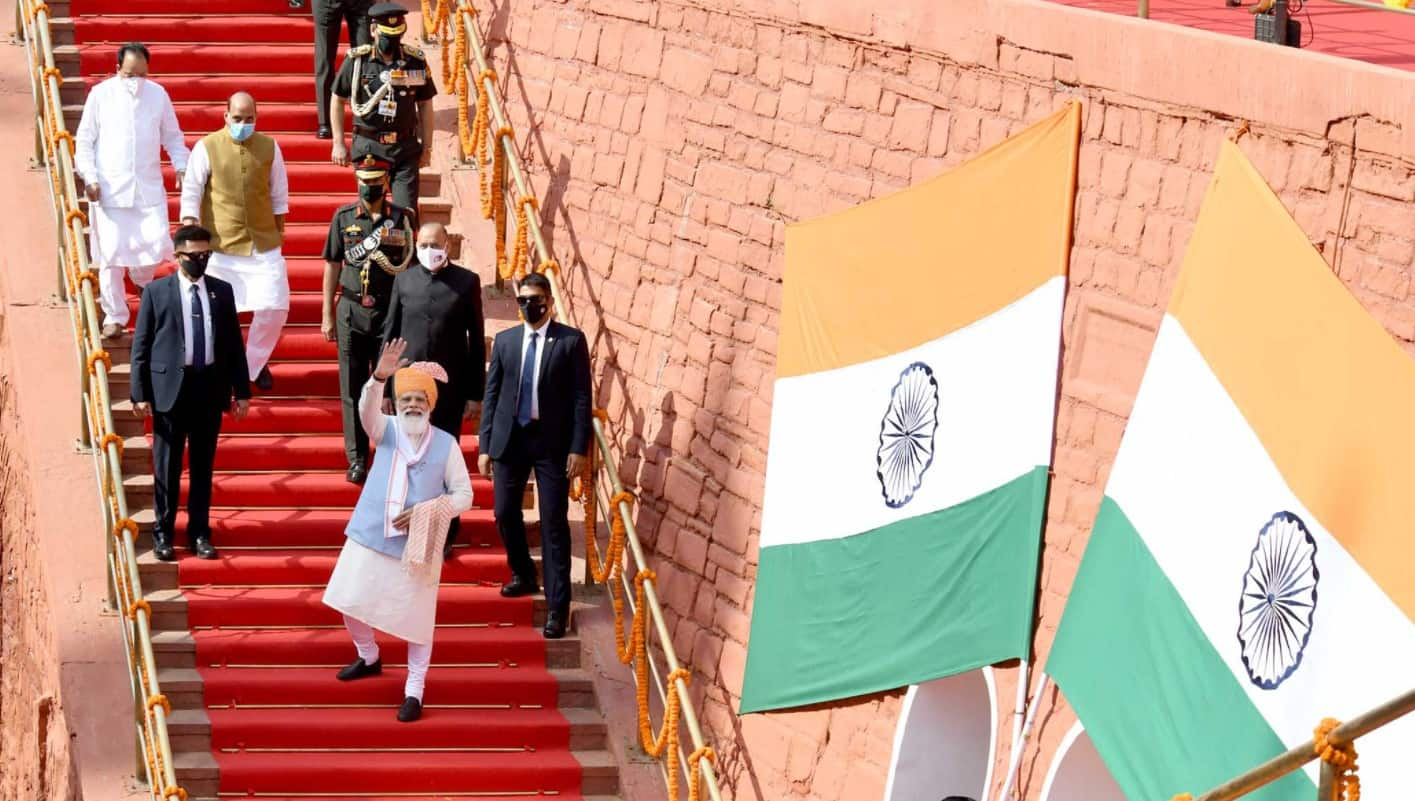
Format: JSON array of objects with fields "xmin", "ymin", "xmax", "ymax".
[
  {"xmin": 121, "ymin": 75, "xmax": 144, "ymax": 96},
  {"xmin": 398, "ymin": 408, "xmax": 429, "ymax": 437},
  {"xmin": 417, "ymin": 245, "xmax": 447, "ymax": 272}
]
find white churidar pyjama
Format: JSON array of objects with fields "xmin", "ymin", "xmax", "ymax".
[{"xmin": 341, "ymin": 613, "xmax": 433, "ymax": 701}]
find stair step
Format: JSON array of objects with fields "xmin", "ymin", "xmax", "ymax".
[
  {"xmin": 62, "ymin": 43, "xmax": 349, "ymax": 76},
  {"xmin": 76, "ymin": 192, "xmax": 453, "ymax": 226},
  {"xmin": 69, "ymin": 0, "xmax": 307, "ymax": 14},
  {"xmin": 148, "ymin": 584, "xmax": 546, "ymax": 632},
  {"xmin": 152, "ymin": 625, "xmax": 581, "ymax": 670},
  {"xmin": 71, "ymin": 15, "xmax": 318, "ymax": 44}
]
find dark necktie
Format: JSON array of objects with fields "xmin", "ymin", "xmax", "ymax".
[
  {"xmin": 190, "ymin": 284, "xmax": 207, "ymax": 370},
  {"xmin": 516, "ymin": 332, "xmax": 538, "ymax": 426}
]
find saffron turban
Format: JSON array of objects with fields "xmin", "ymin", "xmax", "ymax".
[{"xmin": 393, "ymin": 361, "xmax": 448, "ymax": 408}]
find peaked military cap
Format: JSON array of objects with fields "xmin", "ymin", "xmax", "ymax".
[
  {"xmin": 369, "ymin": 2, "xmax": 407, "ymax": 31},
  {"xmin": 354, "ymin": 154, "xmax": 392, "ymax": 180}
]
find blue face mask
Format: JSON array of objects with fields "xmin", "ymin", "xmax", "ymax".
[{"xmin": 228, "ymin": 121, "xmax": 255, "ymax": 142}]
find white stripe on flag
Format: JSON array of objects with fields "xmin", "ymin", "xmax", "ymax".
[
  {"xmin": 1107, "ymin": 318, "xmax": 1415, "ymax": 794},
  {"xmin": 760, "ymin": 276, "xmax": 1063, "ymax": 548}
]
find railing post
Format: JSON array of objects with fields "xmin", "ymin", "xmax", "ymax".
[
  {"xmin": 1138, "ymin": 0, "xmax": 1150, "ymax": 17},
  {"xmin": 1315, "ymin": 761, "xmax": 1335, "ymax": 801}
]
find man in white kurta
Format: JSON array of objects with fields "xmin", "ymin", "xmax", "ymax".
[
  {"xmin": 180, "ymin": 92, "xmax": 290, "ymax": 390},
  {"xmin": 323, "ymin": 339, "xmax": 472, "ymax": 722},
  {"xmin": 74, "ymin": 43, "xmax": 190, "ymax": 339}
]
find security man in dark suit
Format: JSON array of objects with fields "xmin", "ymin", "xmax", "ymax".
[
  {"xmin": 312, "ymin": 0, "xmax": 373, "ymax": 140},
  {"xmin": 328, "ymin": 2, "xmax": 436, "ymax": 217},
  {"xmin": 321, "ymin": 155, "xmax": 415, "ymax": 484},
  {"xmin": 478, "ymin": 272, "xmax": 592, "ymax": 639},
  {"xmin": 382, "ymin": 220, "xmax": 485, "ymax": 556},
  {"xmin": 130, "ymin": 224, "xmax": 252, "ymax": 562}
]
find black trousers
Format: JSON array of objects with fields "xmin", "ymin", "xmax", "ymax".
[
  {"xmin": 493, "ymin": 422, "xmax": 572, "ymax": 616},
  {"xmin": 152, "ymin": 370, "xmax": 224, "ymax": 546},
  {"xmin": 430, "ymin": 389, "xmax": 467, "ymax": 546},
  {"xmin": 313, "ymin": 0, "xmax": 372, "ymax": 127},
  {"xmin": 351, "ymin": 137, "xmax": 420, "ymax": 216},
  {"xmin": 336, "ymin": 294, "xmax": 382, "ymax": 465}
]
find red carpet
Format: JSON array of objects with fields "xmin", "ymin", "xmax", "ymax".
[
  {"xmin": 1049, "ymin": 0, "xmax": 1415, "ymax": 71},
  {"xmin": 72, "ymin": 4, "xmax": 594, "ymax": 798}
]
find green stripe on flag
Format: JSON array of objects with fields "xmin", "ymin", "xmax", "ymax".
[
  {"xmin": 1048, "ymin": 497, "xmax": 1314, "ymax": 801},
  {"xmin": 740, "ymin": 466, "xmax": 1047, "ymax": 714}
]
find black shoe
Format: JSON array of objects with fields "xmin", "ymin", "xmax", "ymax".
[
  {"xmin": 336, "ymin": 658, "xmax": 382, "ymax": 681},
  {"xmin": 254, "ymin": 366, "xmax": 274, "ymax": 391},
  {"xmin": 346, "ymin": 462, "xmax": 367, "ymax": 485},
  {"xmin": 152, "ymin": 536, "xmax": 175, "ymax": 562},
  {"xmin": 397, "ymin": 696, "xmax": 422, "ymax": 722},
  {"xmin": 542, "ymin": 611, "xmax": 567, "ymax": 639},
  {"xmin": 316, "ymin": 124, "xmax": 332, "ymax": 139},
  {"xmin": 191, "ymin": 536, "xmax": 218, "ymax": 560},
  {"xmin": 500, "ymin": 574, "xmax": 540, "ymax": 598}
]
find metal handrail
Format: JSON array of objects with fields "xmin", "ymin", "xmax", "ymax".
[
  {"xmin": 15, "ymin": 3, "xmax": 185, "ymax": 800},
  {"xmin": 1190, "ymin": 688, "xmax": 1413, "ymax": 801},
  {"xmin": 455, "ymin": 5, "xmax": 725, "ymax": 800}
]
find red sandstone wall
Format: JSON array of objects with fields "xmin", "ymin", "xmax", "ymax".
[
  {"xmin": 478, "ymin": 1, "xmax": 1415, "ymax": 798},
  {"xmin": 0, "ymin": 370, "xmax": 80, "ymax": 801}
]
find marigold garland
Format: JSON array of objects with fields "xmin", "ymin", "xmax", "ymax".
[
  {"xmin": 473, "ymin": 70, "xmax": 496, "ymax": 218},
  {"xmin": 1314, "ymin": 718, "xmax": 1360, "ymax": 801},
  {"xmin": 512, "ymin": 195, "xmax": 538, "ymax": 279},
  {"xmin": 491, "ymin": 126, "xmax": 513, "ymax": 279}
]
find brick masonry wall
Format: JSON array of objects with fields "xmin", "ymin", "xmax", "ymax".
[
  {"xmin": 0, "ymin": 371, "xmax": 79, "ymax": 801},
  {"xmin": 472, "ymin": 0, "xmax": 1415, "ymax": 798}
]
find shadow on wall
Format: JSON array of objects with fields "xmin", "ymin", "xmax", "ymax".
[
  {"xmin": 481, "ymin": 2, "xmax": 776, "ymax": 798},
  {"xmin": 1038, "ymin": 722, "xmax": 1126, "ymax": 801}
]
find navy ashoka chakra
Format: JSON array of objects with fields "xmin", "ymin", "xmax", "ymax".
[
  {"xmin": 876, "ymin": 362, "xmax": 939, "ymax": 509},
  {"xmin": 1237, "ymin": 511, "xmax": 1319, "ymax": 690}
]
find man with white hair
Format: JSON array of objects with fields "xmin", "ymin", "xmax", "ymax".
[
  {"xmin": 180, "ymin": 91, "xmax": 290, "ymax": 391},
  {"xmin": 74, "ymin": 42, "xmax": 190, "ymax": 340},
  {"xmin": 323, "ymin": 338, "xmax": 473, "ymax": 723}
]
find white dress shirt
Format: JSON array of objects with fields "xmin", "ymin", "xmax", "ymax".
[
  {"xmin": 519, "ymin": 318, "xmax": 550, "ymax": 421},
  {"xmin": 176, "ymin": 271, "xmax": 216, "ymax": 367},
  {"xmin": 178, "ymin": 136, "xmax": 290, "ymax": 222},
  {"xmin": 74, "ymin": 76, "xmax": 189, "ymax": 209}
]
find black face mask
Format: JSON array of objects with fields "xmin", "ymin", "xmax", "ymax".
[
  {"xmin": 517, "ymin": 296, "xmax": 548, "ymax": 324},
  {"xmin": 178, "ymin": 251, "xmax": 211, "ymax": 278},
  {"xmin": 376, "ymin": 33, "xmax": 401, "ymax": 56},
  {"xmin": 359, "ymin": 183, "xmax": 386, "ymax": 204}
]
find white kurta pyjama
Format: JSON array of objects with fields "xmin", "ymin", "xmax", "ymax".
[
  {"xmin": 179, "ymin": 139, "xmax": 292, "ymax": 313},
  {"xmin": 74, "ymin": 75, "xmax": 189, "ymax": 325},
  {"xmin": 323, "ymin": 379, "xmax": 474, "ymax": 644}
]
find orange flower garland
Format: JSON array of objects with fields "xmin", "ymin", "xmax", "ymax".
[
  {"xmin": 512, "ymin": 195, "xmax": 538, "ymax": 279},
  {"xmin": 1314, "ymin": 718, "xmax": 1361, "ymax": 801},
  {"xmin": 491, "ymin": 125, "xmax": 513, "ymax": 279}
]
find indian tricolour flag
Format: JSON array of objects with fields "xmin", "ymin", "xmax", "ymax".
[
  {"xmin": 1048, "ymin": 140, "xmax": 1415, "ymax": 798},
  {"xmin": 739, "ymin": 103, "xmax": 1080, "ymax": 713}
]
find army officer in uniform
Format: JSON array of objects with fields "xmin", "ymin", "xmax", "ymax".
[
  {"xmin": 321, "ymin": 155, "xmax": 416, "ymax": 484},
  {"xmin": 328, "ymin": 2, "xmax": 436, "ymax": 218}
]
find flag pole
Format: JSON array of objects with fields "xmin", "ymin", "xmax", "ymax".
[
  {"xmin": 1010, "ymin": 661, "xmax": 1030, "ymax": 770},
  {"xmin": 996, "ymin": 672, "xmax": 1050, "ymax": 801}
]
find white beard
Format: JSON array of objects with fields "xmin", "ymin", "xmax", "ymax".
[{"xmin": 398, "ymin": 410, "xmax": 429, "ymax": 437}]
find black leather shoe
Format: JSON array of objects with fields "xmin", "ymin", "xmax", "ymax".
[
  {"xmin": 152, "ymin": 537, "xmax": 175, "ymax": 562},
  {"xmin": 191, "ymin": 536, "xmax": 218, "ymax": 560},
  {"xmin": 336, "ymin": 658, "xmax": 382, "ymax": 681},
  {"xmin": 542, "ymin": 612, "xmax": 567, "ymax": 640},
  {"xmin": 316, "ymin": 124, "xmax": 332, "ymax": 139},
  {"xmin": 396, "ymin": 696, "xmax": 422, "ymax": 722},
  {"xmin": 346, "ymin": 462, "xmax": 367, "ymax": 485},
  {"xmin": 500, "ymin": 575, "xmax": 540, "ymax": 598},
  {"xmin": 254, "ymin": 366, "xmax": 274, "ymax": 391}
]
